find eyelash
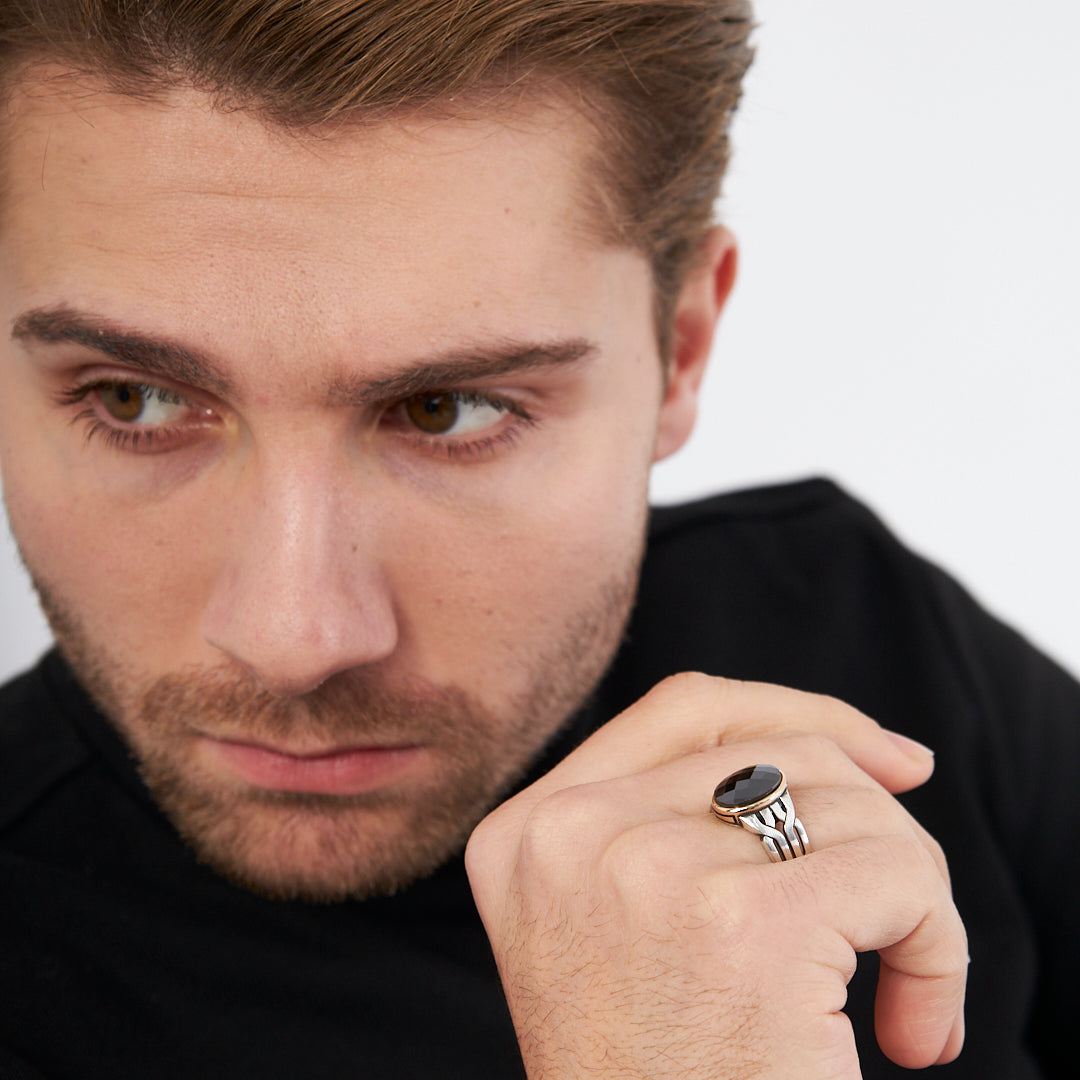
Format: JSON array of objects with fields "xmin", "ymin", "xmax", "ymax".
[
  {"xmin": 56, "ymin": 380, "xmax": 195, "ymax": 453},
  {"xmin": 55, "ymin": 378, "xmax": 537, "ymax": 461},
  {"xmin": 395, "ymin": 391, "xmax": 537, "ymax": 462}
]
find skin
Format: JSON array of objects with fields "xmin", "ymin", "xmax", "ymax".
[
  {"xmin": 0, "ymin": 70, "xmax": 966, "ymax": 1074},
  {"xmin": 468, "ymin": 675, "xmax": 968, "ymax": 1078},
  {"xmin": 0, "ymin": 75, "xmax": 714, "ymax": 899}
]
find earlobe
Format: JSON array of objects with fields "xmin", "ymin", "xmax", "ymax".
[{"xmin": 652, "ymin": 226, "xmax": 737, "ymax": 462}]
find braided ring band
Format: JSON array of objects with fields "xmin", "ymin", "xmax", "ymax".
[{"xmin": 710, "ymin": 764, "xmax": 810, "ymax": 862}]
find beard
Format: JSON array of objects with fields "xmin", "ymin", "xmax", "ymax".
[{"xmin": 30, "ymin": 550, "xmax": 642, "ymax": 903}]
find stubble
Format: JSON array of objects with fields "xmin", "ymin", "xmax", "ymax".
[{"xmin": 29, "ymin": 544, "xmax": 643, "ymax": 902}]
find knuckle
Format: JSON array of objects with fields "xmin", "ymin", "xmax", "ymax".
[
  {"xmin": 881, "ymin": 829, "xmax": 954, "ymax": 909},
  {"xmin": 596, "ymin": 818, "xmax": 683, "ymax": 890},
  {"xmin": 514, "ymin": 785, "xmax": 606, "ymax": 880},
  {"xmin": 763, "ymin": 730, "xmax": 850, "ymax": 774},
  {"xmin": 464, "ymin": 811, "xmax": 498, "ymax": 861},
  {"xmin": 464, "ymin": 801, "xmax": 522, "ymax": 882},
  {"xmin": 787, "ymin": 729, "xmax": 843, "ymax": 759},
  {"xmin": 941, "ymin": 901, "xmax": 970, "ymax": 970},
  {"xmin": 889, "ymin": 818, "xmax": 953, "ymax": 891},
  {"xmin": 920, "ymin": 828, "xmax": 948, "ymax": 870},
  {"xmin": 902, "ymin": 829, "xmax": 942, "ymax": 877},
  {"xmin": 808, "ymin": 689, "xmax": 857, "ymax": 718},
  {"xmin": 648, "ymin": 670, "xmax": 744, "ymax": 711}
]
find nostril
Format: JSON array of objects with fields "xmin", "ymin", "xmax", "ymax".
[{"xmin": 202, "ymin": 572, "xmax": 399, "ymax": 697}]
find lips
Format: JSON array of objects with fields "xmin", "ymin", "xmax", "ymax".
[{"xmin": 198, "ymin": 736, "xmax": 424, "ymax": 796}]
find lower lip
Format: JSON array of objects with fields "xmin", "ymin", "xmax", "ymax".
[{"xmin": 200, "ymin": 738, "xmax": 423, "ymax": 796}]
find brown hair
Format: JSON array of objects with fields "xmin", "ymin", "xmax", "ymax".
[{"xmin": 0, "ymin": 1, "xmax": 753, "ymax": 357}]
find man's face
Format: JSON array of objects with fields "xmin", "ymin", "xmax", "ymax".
[{"xmin": 0, "ymin": 75, "xmax": 697, "ymax": 900}]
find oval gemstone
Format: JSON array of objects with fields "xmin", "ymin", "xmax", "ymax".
[{"xmin": 712, "ymin": 764, "xmax": 783, "ymax": 810}]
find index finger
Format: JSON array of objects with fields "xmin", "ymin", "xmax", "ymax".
[{"xmin": 527, "ymin": 673, "xmax": 934, "ymax": 802}]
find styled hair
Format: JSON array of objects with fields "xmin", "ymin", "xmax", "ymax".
[{"xmin": 0, "ymin": 1, "xmax": 754, "ymax": 357}]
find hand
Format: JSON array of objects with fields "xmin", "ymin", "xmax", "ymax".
[{"xmin": 466, "ymin": 674, "xmax": 967, "ymax": 1079}]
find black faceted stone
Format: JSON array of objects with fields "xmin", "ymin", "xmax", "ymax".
[{"xmin": 712, "ymin": 764, "xmax": 783, "ymax": 810}]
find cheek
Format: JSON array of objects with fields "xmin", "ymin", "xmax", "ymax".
[
  {"xmin": 380, "ymin": 441, "xmax": 652, "ymax": 684},
  {"xmin": 0, "ymin": 361, "xmax": 225, "ymax": 640},
  {"xmin": 3, "ymin": 450, "xmax": 225, "ymax": 660}
]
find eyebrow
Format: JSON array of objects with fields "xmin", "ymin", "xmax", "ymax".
[
  {"xmin": 325, "ymin": 339, "xmax": 597, "ymax": 406},
  {"xmin": 12, "ymin": 306, "xmax": 235, "ymax": 397},
  {"xmin": 11, "ymin": 305, "xmax": 598, "ymax": 405}
]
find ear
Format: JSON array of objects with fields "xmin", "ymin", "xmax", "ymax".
[{"xmin": 652, "ymin": 226, "xmax": 737, "ymax": 462}]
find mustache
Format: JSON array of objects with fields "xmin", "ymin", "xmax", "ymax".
[{"xmin": 137, "ymin": 664, "xmax": 485, "ymax": 746}]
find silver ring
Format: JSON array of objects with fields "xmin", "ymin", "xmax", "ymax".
[{"xmin": 710, "ymin": 764, "xmax": 810, "ymax": 862}]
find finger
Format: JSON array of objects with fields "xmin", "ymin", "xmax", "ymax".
[
  {"xmin": 500, "ymin": 776, "xmax": 967, "ymax": 1072},
  {"xmin": 525, "ymin": 674, "xmax": 934, "ymax": 802},
  {"xmin": 479, "ymin": 737, "xmax": 946, "ymax": 901},
  {"xmin": 592, "ymin": 741, "xmax": 965, "ymax": 1059},
  {"xmin": 642, "ymin": 732, "xmax": 884, "ymax": 818},
  {"xmin": 475, "ymin": 730, "xmax": 841, "ymax": 879},
  {"xmin": 476, "ymin": 728, "xmax": 934, "ymax": 893},
  {"xmin": 620, "ymin": 749, "xmax": 947, "ymax": 884},
  {"xmin": 799, "ymin": 838, "xmax": 968, "ymax": 1070},
  {"xmin": 640, "ymin": 737, "xmax": 954, "ymax": 892},
  {"xmin": 876, "ymin": 958, "xmax": 967, "ymax": 1068}
]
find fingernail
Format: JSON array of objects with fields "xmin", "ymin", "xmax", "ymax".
[{"xmin": 885, "ymin": 729, "xmax": 935, "ymax": 760}]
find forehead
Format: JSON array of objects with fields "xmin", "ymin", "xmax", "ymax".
[
  {"xmin": 0, "ymin": 73, "xmax": 645, "ymax": 383},
  {"xmin": 0, "ymin": 70, "xmax": 597, "ymax": 214}
]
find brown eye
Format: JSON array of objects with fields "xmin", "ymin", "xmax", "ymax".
[
  {"xmin": 93, "ymin": 382, "xmax": 190, "ymax": 427},
  {"xmin": 404, "ymin": 393, "xmax": 459, "ymax": 434},
  {"xmin": 100, "ymin": 384, "xmax": 147, "ymax": 422}
]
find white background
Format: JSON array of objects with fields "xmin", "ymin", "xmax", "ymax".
[{"xmin": 2, "ymin": 0, "xmax": 1078, "ymax": 684}]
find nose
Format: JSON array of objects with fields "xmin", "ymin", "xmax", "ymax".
[{"xmin": 201, "ymin": 452, "xmax": 398, "ymax": 697}]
